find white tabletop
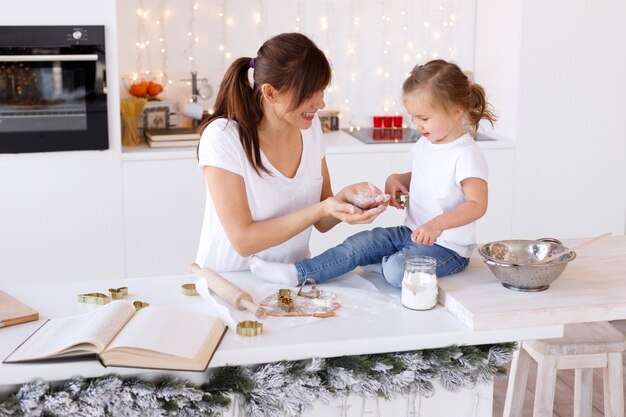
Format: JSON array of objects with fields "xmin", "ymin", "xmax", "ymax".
[
  {"xmin": 438, "ymin": 235, "xmax": 626, "ymax": 330},
  {"xmin": 0, "ymin": 270, "xmax": 560, "ymax": 387}
]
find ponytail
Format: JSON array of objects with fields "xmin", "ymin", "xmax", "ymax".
[
  {"xmin": 466, "ymin": 82, "xmax": 497, "ymax": 136},
  {"xmin": 198, "ymin": 57, "xmax": 266, "ymax": 174}
]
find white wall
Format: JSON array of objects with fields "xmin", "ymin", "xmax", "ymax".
[
  {"xmin": 0, "ymin": 0, "xmax": 125, "ymax": 283},
  {"xmin": 116, "ymin": 0, "xmax": 476, "ymax": 127},
  {"xmin": 475, "ymin": 0, "xmax": 626, "ymax": 239}
]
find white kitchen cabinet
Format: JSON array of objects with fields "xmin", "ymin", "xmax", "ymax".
[
  {"xmin": 121, "ymin": 150, "xmax": 205, "ymax": 277},
  {"xmin": 120, "ymin": 136, "xmax": 514, "ymax": 277}
]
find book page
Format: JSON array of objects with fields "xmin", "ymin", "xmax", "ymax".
[
  {"xmin": 106, "ymin": 306, "xmax": 221, "ymax": 359},
  {"xmin": 6, "ymin": 301, "xmax": 135, "ymax": 362}
]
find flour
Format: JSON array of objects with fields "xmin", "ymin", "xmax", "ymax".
[
  {"xmin": 401, "ymin": 270, "xmax": 438, "ymax": 310},
  {"xmin": 350, "ymin": 183, "xmax": 390, "ymax": 209}
]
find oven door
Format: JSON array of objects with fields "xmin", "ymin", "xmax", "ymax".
[{"xmin": 0, "ymin": 48, "xmax": 108, "ymax": 153}]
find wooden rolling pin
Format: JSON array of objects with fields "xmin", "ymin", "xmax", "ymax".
[{"xmin": 190, "ymin": 263, "xmax": 266, "ymax": 318}]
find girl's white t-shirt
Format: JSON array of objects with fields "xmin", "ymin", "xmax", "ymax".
[
  {"xmin": 195, "ymin": 117, "xmax": 326, "ymax": 272},
  {"xmin": 405, "ymin": 133, "xmax": 488, "ymax": 258}
]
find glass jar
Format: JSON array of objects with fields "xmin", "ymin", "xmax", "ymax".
[{"xmin": 401, "ymin": 256, "xmax": 438, "ymax": 310}]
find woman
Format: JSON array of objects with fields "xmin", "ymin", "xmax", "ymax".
[{"xmin": 195, "ymin": 32, "xmax": 387, "ymax": 275}]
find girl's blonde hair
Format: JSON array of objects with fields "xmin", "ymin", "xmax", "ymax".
[{"xmin": 402, "ymin": 59, "xmax": 497, "ymax": 136}]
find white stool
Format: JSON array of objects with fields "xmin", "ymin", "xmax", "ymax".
[{"xmin": 503, "ymin": 321, "xmax": 625, "ymax": 417}]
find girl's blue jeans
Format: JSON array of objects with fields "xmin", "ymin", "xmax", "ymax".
[{"xmin": 295, "ymin": 226, "xmax": 470, "ymax": 287}]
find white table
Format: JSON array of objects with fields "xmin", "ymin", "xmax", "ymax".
[
  {"xmin": 0, "ymin": 270, "xmax": 561, "ymax": 391},
  {"xmin": 438, "ymin": 236, "xmax": 626, "ymax": 329}
]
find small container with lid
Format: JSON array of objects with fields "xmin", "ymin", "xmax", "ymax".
[{"xmin": 401, "ymin": 256, "xmax": 438, "ymax": 310}]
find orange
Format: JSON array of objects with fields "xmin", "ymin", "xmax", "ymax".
[
  {"xmin": 148, "ymin": 83, "xmax": 163, "ymax": 97},
  {"xmin": 129, "ymin": 83, "xmax": 148, "ymax": 97}
]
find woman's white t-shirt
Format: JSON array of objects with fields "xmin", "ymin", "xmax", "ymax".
[
  {"xmin": 195, "ymin": 117, "xmax": 326, "ymax": 272},
  {"xmin": 405, "ymin": 133, "xmax": 489, "ymax": 258}
]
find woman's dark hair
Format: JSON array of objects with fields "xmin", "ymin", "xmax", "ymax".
[
  {"xmin": 402, "ymin": 59, "xmax": 497, "ymax": 136},
  {"xmin": 198, "ymin": 33, "xmax": 332, "ymax": 174}
]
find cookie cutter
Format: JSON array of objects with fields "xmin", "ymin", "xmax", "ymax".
[
  {"xmin": 108, "ymin": 287, "xmax": 128, "ymax": 300},
  {"xmin": 297, "ymin": 278, "xmax": 321, "ymax": 299},
  {"xmin": 277, "ymin": 289, "xmax": 294, "ymax": 312},
  {"xmin": 395, "ymin": 192, "xmax": 409, "ymax": 208},
  {"xmin": 133, "ymin": 300, "xmax": 150, "ymax": 310},
  {"xmin": 236, "ymin": 320, "xmax": 263, "ymax": 337},
  {"xmin": 181, "ymin": 283, "xmax": 199, "ymax": 296},
  {"xmin": 77, "ymin": 292, "xmax": 111, "ymax": 305}
]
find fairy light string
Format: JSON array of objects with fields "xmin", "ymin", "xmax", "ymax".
[
  {"xmin": 126, "ymin": 0, "xmax": 465, "ymax": 126},
  {"xmin": 135, "ymin": 0, "xmax": 151, "ymax": 79},
  {"xmin": 157, "ymin": 0, "xmax": 169, "ymax": 85},
  {"xmin": 183, "ymin": 0, "xmax": 199, "ymax": 72}
]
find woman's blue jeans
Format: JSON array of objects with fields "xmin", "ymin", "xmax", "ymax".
[{"xmin": 295, "ymin": 226, "xmax": 469, "ymax": 287}]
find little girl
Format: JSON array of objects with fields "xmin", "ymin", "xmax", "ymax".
[{"xmin": 250, "ymin": 59, "xmax": 497, "ymax": 287}]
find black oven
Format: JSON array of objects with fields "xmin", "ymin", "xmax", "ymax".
[{"xmin": 0, "ymin": 26, "xmax": 108, "ymax": 153}]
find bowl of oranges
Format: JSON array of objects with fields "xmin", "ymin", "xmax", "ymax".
[{"xmin": 124, "ymin": 75, "xmax": 165, "ymax": 99}]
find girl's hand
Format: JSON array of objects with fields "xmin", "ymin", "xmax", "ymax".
[
  {"xmin": 411, "ymin": 219, "xmax": 445, "ymax": 246},
  {"xmin": 385, "ymin": 174, "xmax": 410, "ymax": 209},
  {"xmin": 337, "ymin": 182, "xmax": 390, "ymax": 210},
  {"xmin": 323, "ymin": 196, "xmax": 387, "ymax": 224}
]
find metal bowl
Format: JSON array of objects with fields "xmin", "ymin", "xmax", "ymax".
[{"xmin": 478, "ymin": 239, "xmax": 576, "ymax": 291}]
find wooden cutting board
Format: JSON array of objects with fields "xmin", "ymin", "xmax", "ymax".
[{"xmin": 0, "ymin": 290, "xmax": 39, "ymax": 328}]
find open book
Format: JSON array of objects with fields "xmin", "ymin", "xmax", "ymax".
[{"xmin": 3, "ymin": 300, "xmax": 227, "ymax": 372}]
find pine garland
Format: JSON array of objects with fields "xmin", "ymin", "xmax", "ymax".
[{"xmin": 0, "ymin": 343, "xmax": 515, "ymax": 417}]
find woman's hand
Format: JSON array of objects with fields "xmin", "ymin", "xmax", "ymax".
[
  {"xmin": 323, "ymin": 196, "xmax": 387, "ymax": 224},
  {"xmin": 411, "ymin": 218, "xmax": 445, "ymax": 246},
  {"xmin": 385, "ymin": 173, "xmax": 411, "ymax": 209},
  {"xmin": 336, "ymin": 182, "xmax": 390, "ymax": 210}
]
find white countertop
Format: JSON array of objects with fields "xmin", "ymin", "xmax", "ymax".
[
  {"xmin": 121, "ymin": 129, "xmax": 515, "ymax": 161},
  {"xmin": 438, "ymin": 235, "xmax": 626, "ymax": 330},
  {"xmin": 0, "ymin": 269, "xmax": 559, "ymax": 387}
]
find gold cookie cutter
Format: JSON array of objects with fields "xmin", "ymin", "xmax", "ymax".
[
  {"xmin": 236, "ymin": 320, "xmax": 263, "ymax": 337},
  {"xmin": 108, "ymin": 287, "xmax": 128, "ymax": 300},
  {"xmin": 395, "ymin": 192, "xmax": 409, "ymax": 208},
  {"xmin": 277, "ymin": 289, "xmax": 294, "ymax": 312},
  {"xmin": 133, "ymin": 300, "xmax": 150, "ymax": 310},
  {"xmin": 77, "ymin": 292, "xmax": 110, "ymax": 305},
  {"xmin": 297, "ymin": 278, "xmax": 321, "ymax": 299},
  {"xmin": 181, "ymin": 283, "xmax": 199, "ymax": 296}
]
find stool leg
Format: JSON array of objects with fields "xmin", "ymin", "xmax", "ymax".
[
  {"xmin": 503, "ymin": 344, "xmax": 532, "ymax": 417},
  {"xmin": 533, "ymin": 354, "xmax": 558, "ymax": 417},
  {"xmin": 574, "ymin": 368, "xmax": 593, "ymax": 417},
  {"xmin": 603, "ymin": 352, "xmax": 624, "ymax": 417}
]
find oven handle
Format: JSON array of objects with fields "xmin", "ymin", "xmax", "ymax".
[{"xmin": 0, "ymin": 54, "xmax": 98, "ymax": 62}]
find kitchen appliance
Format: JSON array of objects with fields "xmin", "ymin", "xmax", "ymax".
[
  {"xmin": 344, "ymin": 127, "xmax": 420, "ymax": 144},
  {"xmin": 344, "ymin": 127, "xmax": 497, "ymax": 144},
  {"xmin": 0, "ymin": 26, "xmax": 108, "ymax": 153}
]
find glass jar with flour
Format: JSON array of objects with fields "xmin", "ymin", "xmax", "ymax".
[{"xmin": 401, "ymin": 256, "xmax": 438, "ymax": 310}]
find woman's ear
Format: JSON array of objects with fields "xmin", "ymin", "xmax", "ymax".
[{"xmin": 261, "ymin": 83, "xmax": 277, "ymax": 103}]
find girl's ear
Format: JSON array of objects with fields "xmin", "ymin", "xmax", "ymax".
[
  {"xmin": 261, "ymin": 83, "xmax": 277, "ymax": 103},
  {"xmin": 452, "ymin": 104, "xmax": 465, "ymax": 119}
]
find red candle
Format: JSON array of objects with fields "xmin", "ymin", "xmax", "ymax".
[
  {"xmin": 393, "ymin": 115, "xmax": 403, "ymax": 128},
  {"xmin": 373, "ymin": 116, "xmax": 383, "ymax": 128},
  {"xmin": 383, "ymin": 116, "xmax": 393, "ymax": 128}
]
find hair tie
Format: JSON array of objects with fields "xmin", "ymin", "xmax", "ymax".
[{"xmin": 250, "ymin": 57, "xmax": 256, "ymax": 69}]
